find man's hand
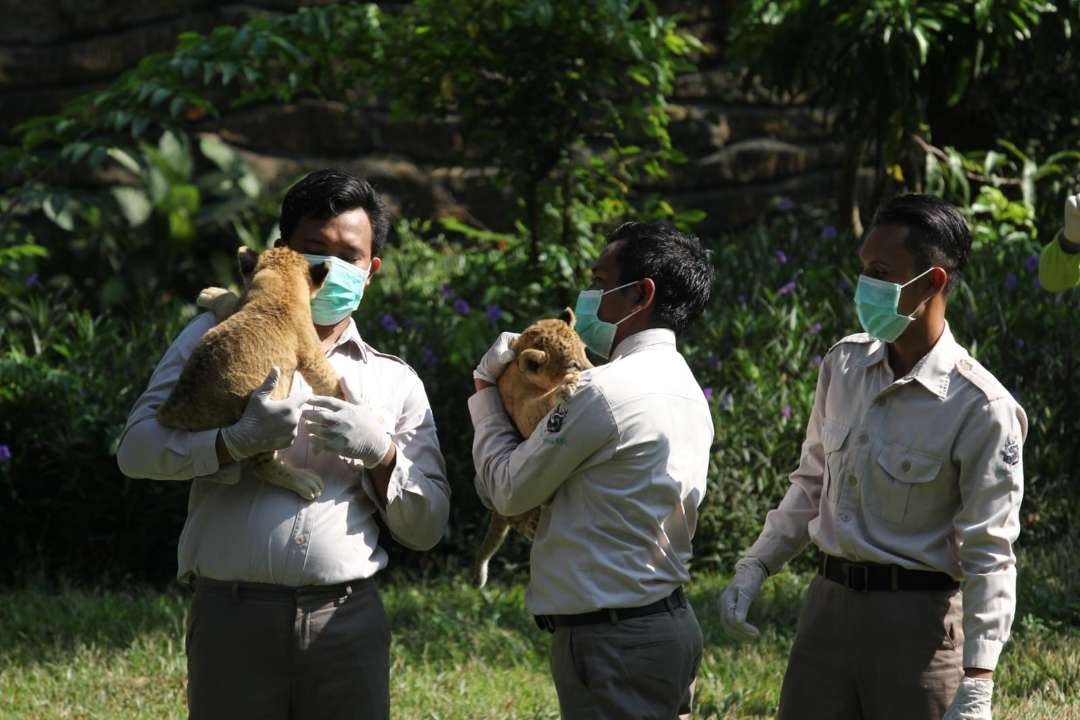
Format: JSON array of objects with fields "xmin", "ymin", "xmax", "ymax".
[
  {"xmin": 220, "ymin": 367, "xmax": 307, "ymax": 461},
  {"xmin": 719, "ymin": 557, "xmax": 769, "ymax": 642},
  {"xmin": 473, "ymin": 332, "xmax": 520, "ymax": 385},
  {"xmin": 302, "ymin": 395, "xmax": 392, "ymax": 469},
  {"xmin": 943, "ymin": 676, "xmax": 993, "ymax": 720}
]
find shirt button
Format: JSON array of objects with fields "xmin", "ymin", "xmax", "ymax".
[
  {"xmin": 847, "ymin": 475, "xmax": 858, "ymax": 487},
  {"xmin": 900, "ymin": 460, "xmax": 912, "ymax": 472},
  {"xmin": 839, "ymin": 512, "xmax": 851, "ymax": 522},
  {"xmin": 295, "ymin": 534, "xmax": 307, "ymax": 545},
  {"xmin": 858, "ymin": 433, "xmax": 869, "ymax": 445}
]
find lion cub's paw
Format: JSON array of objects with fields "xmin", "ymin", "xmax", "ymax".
[{"xmin": 196, "ymin": 286, "xmax": 241, "ymax": 321}]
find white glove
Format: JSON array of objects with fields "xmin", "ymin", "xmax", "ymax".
[
  {"xmin": 473, "ymin": 332, "xmax": 520, "ymax": 384},
  {"xmin": 719, "ymin": 557, "xmax": 769, "ymax": 642},
  {"xmin": 1065, "ymin": 193, "xmax": 1080, "ymax": 244},
  {"xmin": 943, "ymin": 677, "xmax": 993, "ymax": 720},
  {"xmin": 220, "ymin": 367, "xmax": 307, "ymax": 461},
  {"xmin": 301, "ymin": 395, "xmax": 393, "ymax": 469}
]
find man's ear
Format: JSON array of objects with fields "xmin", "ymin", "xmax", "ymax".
[
  {"xmin": 309, "ymin": 261, "xmax": 331, "ymax": 289},
  {"xmin": 931, "ymin": 267, "xmax": 949, "ymax": 295},
  {"xmin": 237, "ymin": 246, "xmax": 259, "ymax": 278},
  {"xmin": 559, "ymin": 307, "xmax": 576, "ymax": 326},
  {"xmin": 638, "ymin": 277, "xmax": 657, "ymax": 308},
  {"xmin": 517, "ymin": 348, "xmax": 548, "ymax": 375}
]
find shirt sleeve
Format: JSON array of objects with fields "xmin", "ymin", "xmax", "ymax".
[
  {"xmin": 952, "ymin": 397, "xmax": 1027, "ymax": 670},
  {"xmin": 746, "ymin": 357, "xmax": 833, "ymax": 573},
  {"xmin": 1038, "ymin": 234, "xmax": 1080, "ymax": 293},
  {"xmin": 115, "ymin": 312, "xmax": 240, "ymax": 484},
  {"xmin": 469, "ymin": 378, "xmax": 617, "ymax": 517},
  {"xmin": 365, "ymin": 375, "xmax": 450, "ymax": 551}
]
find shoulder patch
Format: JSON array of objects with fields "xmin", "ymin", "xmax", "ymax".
[
  {"xmin": 826, "ymin": 332, "xmax": 876, "ymax": 356},
  {"xmin": 954, "ymin": 355, "xmax": 1009, "ymax": 403}
]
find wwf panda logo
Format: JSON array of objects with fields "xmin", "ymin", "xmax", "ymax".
[{"xmin": 546, "ymin": 404, "xmax": 568, "ymax": 433}]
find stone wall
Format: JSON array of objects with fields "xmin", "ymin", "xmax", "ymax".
[{"xmin": 1, "ymin": 1, "xmax": 845, "ymax": 237}]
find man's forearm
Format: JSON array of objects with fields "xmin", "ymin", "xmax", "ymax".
[{"xmin": 366, "ymin": 443, "xmax": 398, "ymax": 507}]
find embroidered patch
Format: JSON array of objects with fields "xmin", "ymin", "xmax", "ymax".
[
  {"xmin": 546, "ymin": 404, "xmax": 568, "ymax": 433},
  {"xmin": 1000, "ymin": 436, "xmax": 1020, "ymax": 466}
]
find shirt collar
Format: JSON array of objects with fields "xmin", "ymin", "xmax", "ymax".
[
  {"xmin": 609, "ymin": 328, "xmax": 677, "ymax": 361},
  {"xmin": 856, "ymin": 323, "xmax": 960, "ymax": 400},
  {"xmin": 328, "ymin": 317, "xmax": 369, "ymax": 362}
]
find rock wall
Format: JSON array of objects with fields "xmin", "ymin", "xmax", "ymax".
[{"xmin": 1, "ymin": 1, "xmax": 845, "ymax": 236}]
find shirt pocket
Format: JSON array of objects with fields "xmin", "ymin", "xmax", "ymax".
[
  {"xmin": 868, "ymin": 443, "xmax": 947, "ymax": 528},
  {"xmin": 821, "ymin": 418, "xmax": 851, "ymax": 505}
]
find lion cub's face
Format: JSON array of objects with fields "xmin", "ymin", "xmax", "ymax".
[{"xmin": 509, "ymin": 308, "xmax": 592, "ymax": 391}]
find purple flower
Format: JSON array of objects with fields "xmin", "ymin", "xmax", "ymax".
[
  {"xmin": 485, "ymin": 304, "xmax": 502, "ymax": 323},
  {"xmin": 1004, "ymin": 272, "xmax": 1019, "ymax": 291},
  {"xmin": 707, "ymin": 354, "xmax": 722, "ymax": 368},
  {"xmin": 440, "ymin": 284, "xmax": 455, "ymax": 300},
  {"xmin": 810, "ymin": 322, "xmax": 822, "ymax": 335},
  {"xmin": 1024, "ymin": 254, "xmax": 1039, "ymax": 273},
  {"xmin": 25, "ymin": 272, "xmax": 39, "ymax": 288},
  {"xmin": 782, "ymin": 404, "xmax": 792, "ymax": 420},
  {"xmin": 1015, "ymin": 338, "xmax": 1026, "ymax": 350},
  {"xmin": 0, "ymin": 445, "xmax": 10, "ymax": 463},
  {"xmin": 776, "ymin": 196, "xmax": 794, "ymax": 211},
  {"xmin": 420, "ymin": 347, "xmax": 438, "ymax": 367},
  {"xmin": 775, "ymin": 250, "xmax": 789, "ymax": 264},
  {"xmin": 737, "ymin": 293, "xmax": 747, "ymax": 305},
  {"xmin": 702, "ymin": 387, "xmax": 714, "ymax": 401},
  {"xmin": 821, "ymin": 225, "xmax": 838, "ymax": 240},
  {"xmin": 837, "ymin": 278, "xmax": 851, "ymax": 291},
  {"xmin": 381, "ymin": 314, "xmax": 399, "ymax": 333},
  {"xmin": 778, "ymin": 281, "xmax": 797, "ymax": 296},
  {"xmin": 453, "ymin": 298, "xmax": 470, "ymax": 315},
  {"xmin": 720, "ymin": 391, "xmax": 734, "ymax": 412},
  {"xmin": 810, "ymin": 354, "xmax": 823, "ymax": 368}
]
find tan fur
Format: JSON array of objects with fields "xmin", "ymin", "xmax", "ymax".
[
  {"xmin": 157, "ymin": 246, "xmax": 345, "ymax": 499},
  {"xmin": 475, "ymin": 308, "xmax": 592, "ymax": 587}
]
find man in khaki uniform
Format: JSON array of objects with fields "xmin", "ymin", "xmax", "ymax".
[
  {"xmin": 470, "ymin": 221, "xmax": 715, "ymax": 719},
  {"xmin": 720, "ymin": 194, "xmax": 1026, "ymax": 720},
  {"xmin": 1038, "ymin": 193, "xmax": 1080, "ymax": 292}
]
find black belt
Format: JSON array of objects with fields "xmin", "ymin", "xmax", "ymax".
[
  {"xmin": 194, "ymin": 576, "xmax": 371, "ymax": 600},
  {"xmin": 819, "ymin": 554, "xmax": 959, "ymax": 592},
  {"xmin": 534, "ymin": 587, "xmax": 686, "ymax": 633}
]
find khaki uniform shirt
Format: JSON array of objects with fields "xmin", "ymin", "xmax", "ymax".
[
  {"xmin": 469, "ymin": 329, "xmax": 715, "ymax": 616},
  {"xmin": 117, "ymin": 313, "xmax": 450, "ymax": 585},
  {"xmin": 747, "ymin": 325, "xmax": 1026, "ymax": 670}
]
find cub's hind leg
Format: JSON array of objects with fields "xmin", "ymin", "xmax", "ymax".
[{"xmin": 247, "ymin": 452, "xmax": 325, "ymax": 501}]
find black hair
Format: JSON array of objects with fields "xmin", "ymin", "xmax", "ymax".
[
  {"xmin": 609, "ymin": 220, "xmax": 714, "ymax": 334},
  {"xmin": 278, "ymin": 169, "xmax": 390, "ymax": 257},
  {"xmin": 869, "ymin": 193, "xmax": 971, "ymax": 294}
]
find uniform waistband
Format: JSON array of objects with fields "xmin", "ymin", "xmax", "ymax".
[
  {"xmin": 534, "ymin": 587, "xmax": 686, "ymax": 633},
  {"xmin": 194, "ymin": 576, "xmax": 373, "ymax": 601},
  {"xmin": 819, "ymin": 554, "xmax": 959, "ymax": 592}
]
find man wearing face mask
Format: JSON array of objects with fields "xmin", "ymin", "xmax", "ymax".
[
  {"xmin": 469, "ymin": 221, "xmax": 715, "ymax": 719},
  {"xmin": 117, "ymin": 169, "xmax": 449, "ymax": 720},
  {"xmin": 718, "ymin": 194, "xmax": 1026, "ymax": 720}
]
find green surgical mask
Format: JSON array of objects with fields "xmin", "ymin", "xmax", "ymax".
[
  {"xmin": 854, "ymin": 267, "xmax": 935, "ymax": 342},
  {"xmin": 573, "ymin": 280, "xmax": 642, "ymax": 359},
  {"xmin": 302, "ymin": 253, "xmax": 370, "ymax": 325}
]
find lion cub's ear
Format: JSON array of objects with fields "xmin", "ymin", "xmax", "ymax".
[
  {"xmin": 308, "ymin": 260, "xmax": 331, "ymax": 289},
  {"xmin": 237, "ymin": 246, "xmax": 259, "ymax": 279},
  {"xmin": 517, "ymin": 348, "xmax": 548, "ymax": 375},
  {"xmin": 559, "ymin": 307, "xmax": 576, "ymax": 326}
]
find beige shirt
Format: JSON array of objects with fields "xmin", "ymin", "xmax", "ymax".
[
  {"xmin": 117, "ymin": 312, "xmax": 450, "ymax": 585},
  {"xmin": 747, "ymin": 325, "xmax": 1026, "ymax": 670},
  {"xmin": 469, "ymin": 329, "xmax": 715, "ymax": 616}
]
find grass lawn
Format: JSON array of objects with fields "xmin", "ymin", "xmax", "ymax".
[{"xmin": 1, "ymin": 561, "xmax": 1078, "ymax": 719}]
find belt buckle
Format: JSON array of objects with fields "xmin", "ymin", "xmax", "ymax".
[{"xmin": 844, "ymin": 563, "xmax": 870, "ymax": 592}]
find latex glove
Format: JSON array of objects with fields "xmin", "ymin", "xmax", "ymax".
[
  {"xmin": 473, "ymin": 332, "xmax": 520, "ymax": 384},
  {"xmin": 1065, "ymin": 193, "xmax": 1080, "ymax": 245},
  {"xmin": 220, "ymin": 367, "xmax": 307, "ymax": 461},
  {"xmin": 302, "ymin": 395, "xmax": 392, "ymax": 469},
  {"xmin": 943, "ymin": 677, "xmax": 993, "ymax": 720},
  {"xmin": 719, "ymin": 557, "xmax": 769, "ymax": 642}
]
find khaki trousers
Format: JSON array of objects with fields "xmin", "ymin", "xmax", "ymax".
[
  {"xmin": 777, "ymin": 575, "xmax": 964, "ymax": 720},
  {"xmin": 550, "ymin": 601, "xmax": 704, "ymax": 720},
  {"xmin": 186, "ymin": 578, "xmax": 390, "ymax": 720}
]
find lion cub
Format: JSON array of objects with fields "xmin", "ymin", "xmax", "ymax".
[
  {"xmin": 474, "ymin": 308, "xmax": 592, "ymax": 587},
  {"xmin": 157, "ymin": 246, "xmax": 344, "ymax": 500}
]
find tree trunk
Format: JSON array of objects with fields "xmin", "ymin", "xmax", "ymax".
[{"xmin": 839, "ymin": 137, "xmax": 867, "ymax": 238}]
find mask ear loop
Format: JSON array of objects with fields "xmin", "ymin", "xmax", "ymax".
[{"xmin": 899, "ymin": 266, "xmax": 941, "ymax": 318}]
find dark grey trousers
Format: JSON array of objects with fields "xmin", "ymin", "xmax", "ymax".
[
  {"xmin": 549, "ymin": 601, "xmax": 703, "ymax": 720},
  {"xmin": 186, "ymin": 578, "xmax": 390, "ymax": 720}
]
